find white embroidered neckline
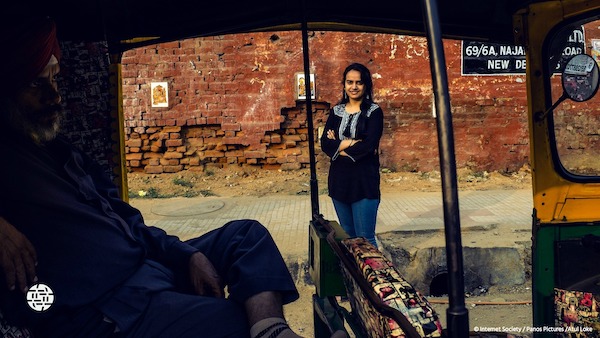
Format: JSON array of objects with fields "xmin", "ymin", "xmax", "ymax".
[{"xmin": 333, "ymin": 102, "xmax": 379, "ymax": 117}]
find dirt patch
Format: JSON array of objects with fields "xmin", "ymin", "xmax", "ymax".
[{"xmin": 127, "ymin": 165, "xmax": 532, "ymax": 199}]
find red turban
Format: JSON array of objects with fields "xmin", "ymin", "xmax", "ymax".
[{"xmin": 1, "ymin": 16, "xmax": 61, "ymax": 91}]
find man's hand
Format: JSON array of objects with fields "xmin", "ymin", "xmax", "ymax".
[
  {"xmin": 188, "ymin": 252, "xmax": 224, "ymax": 298},
  {"xmin": 0, "ymin": 217, "xmax": 37, "ymax": 292}
]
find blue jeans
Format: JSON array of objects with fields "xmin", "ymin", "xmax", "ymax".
[{"xmin": 332, "ymin": 198, "xmax": 380, "ymax": 247}]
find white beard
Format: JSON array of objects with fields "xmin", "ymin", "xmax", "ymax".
[{"xmin": 0, "ymin": 97, "xmax": 63, "ymax": 144}]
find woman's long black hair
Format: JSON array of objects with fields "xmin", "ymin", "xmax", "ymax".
[{"xmin": 338, "ymin": 63, "xmax": 375, "ymax": 139}]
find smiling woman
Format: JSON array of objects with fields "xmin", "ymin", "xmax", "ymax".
[{"xmin": 320, "ymin": 63, "xmax": 384, "ymax": 247}]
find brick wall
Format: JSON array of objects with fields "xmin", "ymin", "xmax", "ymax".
[{"xmin": 122, "ymin": 32, "xmax": 532, "ymax": 173}]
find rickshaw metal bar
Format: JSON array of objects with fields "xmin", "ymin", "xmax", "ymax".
[
  {"xmin": 108, "ymin": 54, "xmax": 130, "ymax": 201},
  {"xmin": 420, "ymin": 0, "xmax": 469, "ymax": 337},
  {"xmin": 301, "ymin": 2, "xmax": 320, "ymax": 218}
]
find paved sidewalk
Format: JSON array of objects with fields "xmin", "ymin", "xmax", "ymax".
[{"xmin": 130, "ymin": 189, "xmax": 533, "ymax": 260}]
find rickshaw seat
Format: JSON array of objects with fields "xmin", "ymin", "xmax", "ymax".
[
  {"xmin": 308, "ymin": 215, "xmax": 441, "ymax": 337},
  {"xmin": 313, "ymin": 217, "xmax": 527, "ymax": 338},
  {"xmin": 327, "ymin": 233, "xmax": 443, "ymax": 338}
]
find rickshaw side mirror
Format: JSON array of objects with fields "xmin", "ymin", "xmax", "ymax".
[
  {"xmin": 535, "ymin": 54, "xmax": 600, "ymax": 121},
  {"xmin": 562, "ymin": 54, "xmax": 600, "ymax": 102}
]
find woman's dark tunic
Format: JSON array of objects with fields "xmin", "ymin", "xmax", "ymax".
[{"xmin": 320, "ymin": 103, "xmax": 384, "ymax": 204}]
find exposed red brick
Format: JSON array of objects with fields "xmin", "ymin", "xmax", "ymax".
[
  {"xmin": 144, "ymin": 165, "xmax": 164, "ymax": 174},
  {"xmin": 164, "ymin": 151, "xmax": 183, "ymax": 159},
  {"xmin": 271, "ymin": 134, "xmax": 282, "ymax": 143},
  {"xmin": 163, "ymin": 165, "xmax": 184, "ymax": 173},
  {"xmin": 226, "ymin": 150, "xmax": 244, "ymax": 157},
  {"xmin": 204, "ymin": 150, "xmax": 224, "ymax": 157},
  {"xmin": 165, "ymin": 139, "xmax": 183, "ymax": 147},
  {"xmin": 126, "ymin": 153, "xmax": 143, "ymax": 160},
  {"xmin": 188, "ymin": 157, "xmax": 201, "ymax": 166},
  {"xmin": 244, "ymin": 150, "xmax": 266, "ymax": 159}
]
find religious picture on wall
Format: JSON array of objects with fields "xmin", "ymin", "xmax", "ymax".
[
  {"xmin": 151, "ymin": 82, "xmax": 169, "ymax": 107},
  {"xmin": 295, "ymin": 73, "xmax": 316, "ymax": 100}
]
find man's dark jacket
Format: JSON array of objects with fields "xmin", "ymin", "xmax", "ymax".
[{"xmin": 0, "ymin": 131, "xmax": 197, "ymax": 328}]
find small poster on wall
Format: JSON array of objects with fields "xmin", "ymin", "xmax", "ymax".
[
  {"xmin": 295, "ymin": 73, "xmax": 316, "ymax": 100},
  {"xmin": 151, "ymin": 82, "xmax": 169, "ymax": 107}
]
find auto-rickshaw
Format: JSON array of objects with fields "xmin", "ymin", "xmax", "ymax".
[{"xmin": 3, "ymin": 1, "xmax": 600, "ymax": 338}]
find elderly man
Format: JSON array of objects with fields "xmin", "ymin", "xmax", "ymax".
[{"xmin": 0, "ymin": 15, "xmax": 344, "ymax": 338}]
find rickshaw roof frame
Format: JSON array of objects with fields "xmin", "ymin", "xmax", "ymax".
[{"xmin": 7, "ymin": 0, "xmax": 548, "ymax": 52}]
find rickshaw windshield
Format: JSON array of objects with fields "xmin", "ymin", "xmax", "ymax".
[{"xmin": 549, "ymin": 16, "xmax": 600, "ymax": 177}]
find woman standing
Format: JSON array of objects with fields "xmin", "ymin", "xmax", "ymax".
[{"xmin": 321, "ymin": 63, "xmax": 384, "ymax": 247}]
